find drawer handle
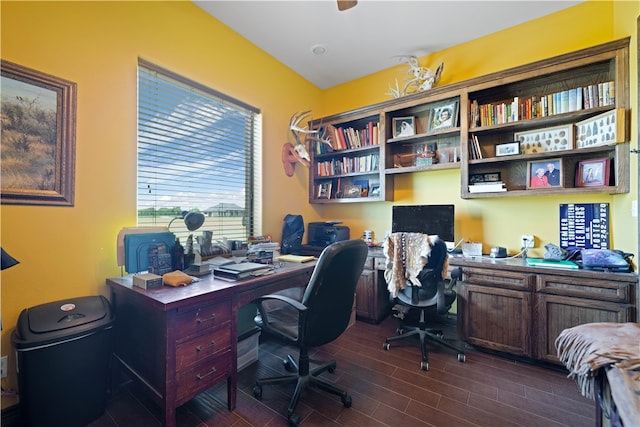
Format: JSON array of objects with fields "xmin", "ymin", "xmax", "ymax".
[
  {"xmin": 196, "ymin": 313, "xmax": 216, "ymax": 324},
  {"xmin": 196, "ymin": 367, "xmax": 217, "ymax": 380},
  {"xmin": 195, "ymin": 340, "xmax": 216, "ymax": 352}
]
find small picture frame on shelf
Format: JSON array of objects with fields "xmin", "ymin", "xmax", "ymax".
[
  {"xmin": 527, "ymin": 158, "xmax": 563, "ymax": 189},
  {"xmin": 316, "ymin": 182, "xmax": 332, "ymax": 199},
  {"xmin": 575, "ymin": 109, "xmax": 625, "ymax": 149},
  {"xmin": 368, "ymin": 184, "xmax": 380, "ymax": 197},
  {"xmin": 428, "ymin": 100, "xmax": 459, "ymax": 132},
  {"xmin": 515, "ymin": 124, "xmax": 573, "ymax": 154},
  {"xmin": 576, "ymin": 158, "xmax": 610, "ymax": 187},
  {"xmin": 469, "ymin": 172, "xmax": 501, "ymax": 184},
  {"xmin": 342, "ymin": 184, "xmax": 362, "ymax": 198},
  {"xmin": 495, "ymin": 141, "xmax": 521, "ymax": 157},
  {"xmin": 392, "ymin": 116, "xmax": 415, "ymax": 138}
]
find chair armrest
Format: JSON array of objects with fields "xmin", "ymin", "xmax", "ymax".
[{"xmin": 253, "ymin": 293, "xmax": 307, "ymax": 312}]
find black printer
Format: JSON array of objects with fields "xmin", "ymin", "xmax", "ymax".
[{"xmin": 301, "ymin": 222, "xmax": 350, "ymax": 256}]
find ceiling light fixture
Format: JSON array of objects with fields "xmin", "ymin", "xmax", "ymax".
[{"xmin": 311, "ymin": 44, "xmax": 327, "ymax": 56}]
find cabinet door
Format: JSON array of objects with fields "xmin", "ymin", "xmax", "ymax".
[
  {"xmin": 459, "ymin": 283, "xmax": 532, "ymax": 357},
  {"xmin": 355, "ymin": 268, "xmax": 375, "ymax": 321},
  {"xmin": 535, "ymin": 293, "xmax": 632, "ymax": 364}
]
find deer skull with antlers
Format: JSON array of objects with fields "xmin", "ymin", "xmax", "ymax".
[{"xmin": 282, "ymin": 111, "xmax": 331, "ymax": 177}]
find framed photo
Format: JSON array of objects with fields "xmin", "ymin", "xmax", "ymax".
[
  {"xmin": 1, "ymin": 60, "xmax": 76, "ymax": 206},
  {"xmin": 575, "ymin": 109, "xmax": 625, "ymax": 149},
  {"xmin": 428, "ymin": 100, "xmax": 459, "ymax": 132},
  {"xmin": 317, "ymin": 182, "xmax": 332, "ymax": 199},
  {"xmin": 527, "ymin": 158, "xmax": 563, "ymax": 189},
  {"xmin": 342, "ymin": 184, "xmax": 362, "ymax": 198},
  {"xmin": 368, "ymin": 184, "xmax": 380, "ymax": 197},
  {"xmin": 392, "ymin": 116, "xmax": 415, "ymax": 138},
  {"xmin": 515, "ymin": 124, "xmax": 573, "ymax": 154},
  {"xmin": 495, "ymin": 141, "xmax": 521, "ymax": 157},
  {"xmin": 576, "ymin": 158, "xmax": 610, "ymax": 187},
  {"xmin": 469, "ymin": 172, "xmax": 501, "ymax": 184}
]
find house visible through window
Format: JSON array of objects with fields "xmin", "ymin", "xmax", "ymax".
[{"xmin": 137, "ymin": 60, "xmax": 262, "ymax": 247}]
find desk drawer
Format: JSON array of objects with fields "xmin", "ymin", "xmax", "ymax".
[
  {"xmin": 175, "ymin": 350, "xmax": 232, "ymax": 405},
  {"xmin": 173, "ymin": 300, "xmax": 232, "ymax": 337},
  {"xmin": 175, "ymin": 325, "xmax": 232, "ymax": 371}
]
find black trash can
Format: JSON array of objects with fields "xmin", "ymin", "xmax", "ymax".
[{"xmin": 11, "ymin": 295, "xmax": 114, "ymax": 427}]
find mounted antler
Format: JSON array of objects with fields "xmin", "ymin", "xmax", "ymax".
[{"xmin": 282, "ymin": 111, "xmax": 331, "ymax": 177}]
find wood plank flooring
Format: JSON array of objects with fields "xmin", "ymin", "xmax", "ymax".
[{"xmin": 4, "ymin": 314, "xmax": 595, "ymax": 426}]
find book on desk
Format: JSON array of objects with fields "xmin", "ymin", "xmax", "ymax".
[
  {"xmin": 526, "ymin": 258, "xmax": 578, "ymax": 269},
  {"xmin": 213, "ymin": 261, "xmax": 274, "ymax": 280}
]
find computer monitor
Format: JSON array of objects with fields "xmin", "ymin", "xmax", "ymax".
[{"xmin": 392, "ymin": 204, "xmax": 455, "ymax": 250}]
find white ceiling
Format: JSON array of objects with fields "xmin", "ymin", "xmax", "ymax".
[{"xmin": 194, "ymin": 0, "xmax": 584, "ymax": 89}]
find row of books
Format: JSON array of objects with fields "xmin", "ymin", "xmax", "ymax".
[
  {"xmin": 314, "ymin": 122, "xmax": 380, "ymax": 154},
  {"xmin": 468, "ymin": 135, "xmax": 483, "ymax": 160},
  {"xmin": 470, "ymin": 81, "xmax": 615, "ymax": 127},
  {"xmin": 468, "ymin": 181, "xmax": 506, "ymax": 193},
  {"xmin": 316, "ymin": 153, "xmax": 379, "ymax": 177}
]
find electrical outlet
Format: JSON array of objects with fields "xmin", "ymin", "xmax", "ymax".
[
  {"xmin": 1, "ymin": 356, "xmax": 7, "ymax": 378},
  {"xmin": 521, "ymin": 234, "xmax": 535, "ymax": 249}
]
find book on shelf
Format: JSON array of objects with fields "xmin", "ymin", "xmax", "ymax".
[{"xmin": 468, "ymin": 182, "xmax": 506, "ymax": 193}]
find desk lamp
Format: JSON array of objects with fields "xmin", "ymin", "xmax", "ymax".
[
  {"xmin": 1, "ymin": 247, "xmax": 20, "ymax": 270},
  {"xmin": 167, "ymin": 211, "xmax": 205, "ymax": 270},
  {"xmin": 167, "ymin": 211, "xmax": 205, "ymax": 232}
]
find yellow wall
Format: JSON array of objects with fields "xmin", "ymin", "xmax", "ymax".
[{"xmin": 1, "ymin": 0, "xmax": 638, "ymax": 408}]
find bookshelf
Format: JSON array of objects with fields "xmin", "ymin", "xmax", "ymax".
[
  {"xmin": 462, "ymin": 38, "xmax": 630, "ymax": 198},
  {"xmin": 383, "ymin": 95, "xmax": 462, "ymax": 175},
  {"xmin": 307, "ymin": 38, "xmax": 629, "ymax": 203},
  {"xmin": 309, "ymin": 109, "xmax": 392, "ymax": 204}
]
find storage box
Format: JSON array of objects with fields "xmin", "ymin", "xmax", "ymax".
[
  {"xmin": 462, "ymin": 242, "xmax": 483, "ymax": 258},
  {"xmin": 237, "ymin": 328, "xmax": 260, "ymax": 372}
]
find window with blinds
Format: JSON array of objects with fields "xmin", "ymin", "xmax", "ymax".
[{"xmin": 137, "ymin": 60, "xmax": 262, "ymax": 245}]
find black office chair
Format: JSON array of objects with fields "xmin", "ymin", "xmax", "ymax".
[
  {"xmin": 252, "ymin": 239, "xmax": 369, "ymax": 426},
  {"xmin": 383, "ymin": 232, "xmax": 465, "ymax": 371}
]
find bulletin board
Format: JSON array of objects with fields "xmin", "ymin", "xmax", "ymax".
[{"xmin": 559, "ymin": 203, "xmax": 610, "ymax": 249}]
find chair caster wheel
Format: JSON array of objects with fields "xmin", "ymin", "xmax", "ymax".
[
  {"xmin": 283, "ymin": 359, "xmax": 295, "ymax": 372},
  {"xmin": 342, "ymin": 393, "xmax": 352, "ymax": 408},
  {"xmin": 396, "ymin": 327, "xmax": 404, "ymax": 335},
  {"xmin": 288, "ymin": 413, "xmax": 301, "ymax": 427},
  {"xmin": 328, "ymin": 365, "xmax": 336, "ymax": 373},
  {"xmin": 458, "ymin": 353, "xmax": 466, "ymax": 363},
  {"xmin": 421, "ymin": 361, "xmax": 429, "ymax": 371},
  {"xmin": 383, "ymin": 342, "xmax": 390, "ymax": 351},
  {"xmin": 253, "ymin": 384, "xmax": 263, "ymax": 399}
]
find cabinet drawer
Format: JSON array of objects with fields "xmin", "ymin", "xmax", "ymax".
[
  {"xmin": 462, "ymin": 267, "xmax": 532, "ymax": 291},
  {"xmin": 374, "ymin": 256, "xmax": 386, "ymax": 271},
  {"xmin": 173, "ymin": 301, "xmax": 232, "ymax": 338},
  {"xmin": 175, "ymin": 325, "xmax": 232, "ymax": 371},
  {"xmin": 175, "ymin": 350, "xmax": 232, "ymax": 405},
  {"xmin": 536, "ymin": 274, "xmax": 632, "ymax": 303}
]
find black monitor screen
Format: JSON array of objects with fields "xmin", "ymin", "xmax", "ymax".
[{"xmin": 392, "ymin": 204, "xmax": 455, "ymax": 243}]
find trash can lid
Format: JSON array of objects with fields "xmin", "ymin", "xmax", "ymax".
[{"xmin": 12, "ymin": 295, "xmax": 113, "ymax": 348}]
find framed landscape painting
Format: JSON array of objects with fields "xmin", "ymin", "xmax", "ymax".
[{"xmin": 1, "ymin": 60, "xmax": 76, "ymax": 205}]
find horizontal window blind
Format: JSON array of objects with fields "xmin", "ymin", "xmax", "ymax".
[{"xmin": 137, "ymin": 60, "xmax": 261, "ymax": 245}]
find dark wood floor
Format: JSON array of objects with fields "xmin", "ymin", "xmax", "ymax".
[{"xmin": 4, "ymin": 314, "xmax": 595, "ymax": 427}]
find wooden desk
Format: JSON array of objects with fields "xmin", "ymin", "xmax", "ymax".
[{"xmin": 106, "ymin": 261, "xmax": 315, "ymax": 427}]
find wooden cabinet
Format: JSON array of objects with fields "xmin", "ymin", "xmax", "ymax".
[
  {"xmin": 355, "ymin": 248, "xmax": 391, "ymax": 323},
  {"xmin": 457, "ymin": 268, "xmax": 533, "ymax": 357},
  {"xmin": 451, "ymin": 257, "xmax": 636, "ymax": 365},
  {"xmin": 307, "ymin": 38, "xmax": 629, "ymax": 202},
  {"xmin": 462, "ymin": 38, "xmax": 630, "ymax": 198}
]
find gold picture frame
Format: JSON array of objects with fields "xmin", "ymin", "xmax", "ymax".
[{"xmin": 1, "ymin": 60, "xmax": 77, "ymax": 206}]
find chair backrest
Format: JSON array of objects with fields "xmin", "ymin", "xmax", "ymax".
[{"xmin": 300, "ymin": 239, "xmax": 368, "ymax": 347}]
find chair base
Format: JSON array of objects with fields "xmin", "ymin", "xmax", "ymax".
[
  {"xmin": 253, "ymin": 353, "xmax": 352, "ymax": 426},
  {"xmin": 384, "ymin": 310, "xmax": 466, "ymax": 371}
]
